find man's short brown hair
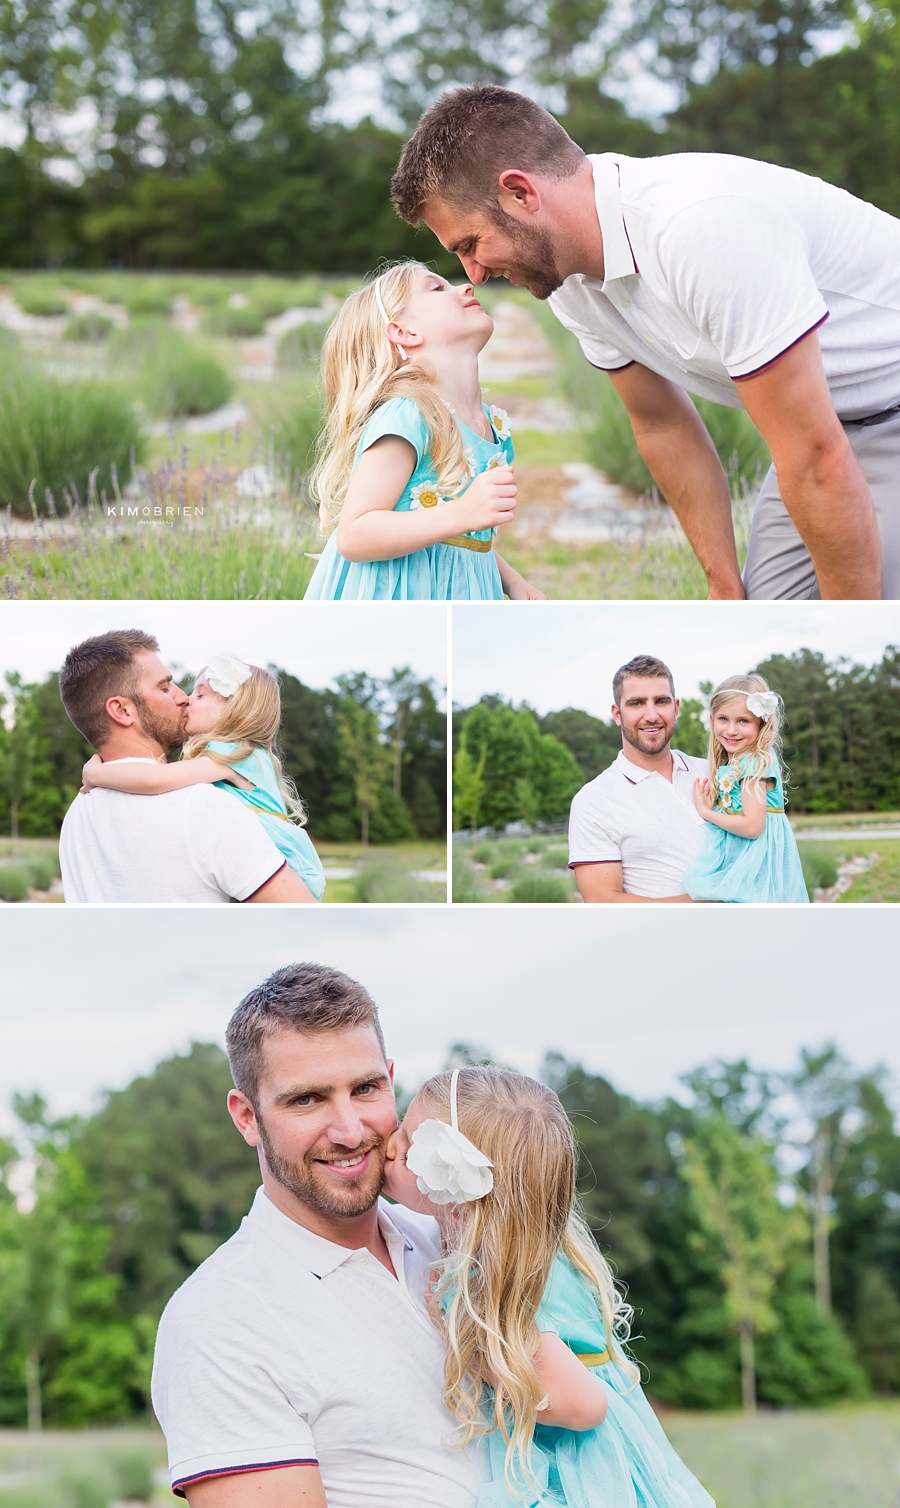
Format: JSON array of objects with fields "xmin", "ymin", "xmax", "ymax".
[
  {"xmin": 226, "ymin": 963, "xmax": 386, "ymax": 1108},
  {"xmin": 612, "ymin": 655, "xmax": 676, "ymax": 708},
  {"xmin": 391, "ymin": 84, "xmax": 583, "ymax": 225},
  {"xmin": 59, "ymin": 629, "xmax": 160, "ymax": 749}
]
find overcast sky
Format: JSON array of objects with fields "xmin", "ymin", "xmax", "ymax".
[
  {"xmin": 0, "ymin": 602, "xmax": 447, "ymax": 698},
  {"xmin": 1, "ymin": 907, "xmax": 895, "ymax": 1132},
  {"xmin": 451, "ymin": 602, "xmax": 898, "ymax": 715}
]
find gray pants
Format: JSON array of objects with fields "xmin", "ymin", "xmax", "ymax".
[{"xmin": 742, "ymin": 411, "xmax": 900, "ymax": 599}]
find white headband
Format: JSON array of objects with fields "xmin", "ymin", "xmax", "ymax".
[
  {"xmin": 373, "ymin": 275, "xmax": 408, "ymax": 362},
  {"xmin": 405, "ymin": 1067, "xmax": 494, "ymax": 1205}
]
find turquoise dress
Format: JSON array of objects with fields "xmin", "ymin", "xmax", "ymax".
[
  {"xmin": 479, "ymin": 1255, "xmax": 716, "ymax": 1508},
  {"xmin": 207, "ymin": 740, "xmax": 326, "ymax": 901},
  {"xmin": 304, "ymin": 396, "xmax": 509, "ymax": 600},
  {"xmin": 683, "ymin": 753, "xmax": 809, "ymax": 904}
]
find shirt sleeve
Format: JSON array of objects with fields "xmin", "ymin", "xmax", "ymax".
[
  {"xmin": 358, "ymin": 397, "xmax": 431, "ymax": 464},
  {"xmin": 661, "ymin": 195, "xmax": 829, "ymax": 379},
  {"xmin": 548, "ymin": 290, "xmax": 634, "ymax": 372},
  {"xmin": 567, "ymin": 783, "xmax": 622, "ymax": 867},
  {"xmin": 185, "ymin": 786, "xmax": 285, "ymax": 900},
  {"xmin": 152, "ymin": 1279, "xmax": 320, "ymax": 1496}
]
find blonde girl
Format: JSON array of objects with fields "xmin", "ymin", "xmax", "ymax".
[
  {"xmin": 304, "ymin": 260, "xmax": 545, "ymax": 600},
  {"xmin": 82, "ymin": 654, "xmax": 325, "ymax": 900},
  {"xmin": 385, "ymin": 1066, "xmax": 716, "ymax": 1508},
  {"xmin": 684, "ymin": 673, "xmax": 808, "ymax": 903}
]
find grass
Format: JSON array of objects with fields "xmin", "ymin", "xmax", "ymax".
[
  {"xmin": 0, "ymin": 370, "xmax": 145, "ymax": 517},
  {"xmin": 664, "ymin": 1398, "xmax": 900, "ymax": 1508},
  {"xmin": 316, "ymin": 840, "xmax": 446, "ymax": 903},
  {"xmin": 64, "ymin": 313, "xmax": 114, "ymax": 343},
  {"xmin": 0, "ymin": 840, "xmax": 62, "ymax": 902},
  {"xmin": 2, "ymin": 1401, "xmax": 899, "ymax": 1507},
  {"xmin": 453, "ymin": 833, "xmax": 576, "ymax": 903},
  {"xmin": 798, "ymin": 836, "xmax": 900, "ymax": 903}
]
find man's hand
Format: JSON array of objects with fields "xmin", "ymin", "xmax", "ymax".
[
  {"xmin": 244, "ymin": 864, "xmax": 318, "ymax": 904},
  {"xmin": 185, "ymin": 1465, "xmax": 327, "ymax": 1508},
  {"xmin": 573, "ymin": 861, "xmax": 693, "ymax": 904},
  {"xmin": 735, "ymin": 333, "xmax": 882, "ymax": 598},
  {"xmin": 608, "ymin": 365, "xmax": 745, "ymax": 599}
]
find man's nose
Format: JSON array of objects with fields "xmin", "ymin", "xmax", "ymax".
[
  {"xmin": 460, "ymin": 256, "xmax": 489, "ymax": 286},
  {"xmin": 327, "ymin": 1100, "xmax": 366, "ymax": 1147}
]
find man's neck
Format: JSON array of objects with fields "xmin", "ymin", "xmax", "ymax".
[
  {"xmin": 552, "ymin": 158, "xmax": 606, "ymax": 282},
  {"xmin": 95, "ymin": 731, "xmax": 168, "ymax": 763},
  {"xmin": 261, "ymin": 1171, "xmax": 395, "ymax": 1274},
  {"xmin": 620, "ymin": 740, "xmax": 676, "ymax": 782}
]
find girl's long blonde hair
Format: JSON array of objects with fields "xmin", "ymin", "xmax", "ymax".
[
  {"xmin": 417, "ymin": 1068, "xmax": 638, "ymax": 1495},
  {"xmin": 183, "ymin": 663, "xmax": 307, "ymax": 825},
  {"xmin": 707, "ymin": 673, "xmax": 784, "ymax": 801},
  {"xmin": 309, "ymin": 261, "xmax": 474, "ymax": 534}
]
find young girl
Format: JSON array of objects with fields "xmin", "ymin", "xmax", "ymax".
[
  {"xmin": 385, "ymin": 1066, "xmax": 716, "ymax": 1508},
  {"xmin": 81, "ymin": 654, "xmax": 326, "ymax": 900},
  {"xmin": 684, "ymin": 674, "xmax": 808, "ymax": 904},
  {"xmin": 303, "ymin": 260, "xmax": 546, "ymax": 601}
]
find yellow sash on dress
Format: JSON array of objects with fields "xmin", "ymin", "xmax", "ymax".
[
  {"xmin": 574, "ymin": 1349, "xmax": 611, "ymax": 1367},
  {"xmin": 440, "ymin": 533, "xmax": 493, "ymax": 553}
]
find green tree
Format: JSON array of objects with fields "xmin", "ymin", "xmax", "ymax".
[
  {"xmin": 335, "ymin": 676, "xmax": 391, "ymax": 847},
  {"xmin": 0, "ymin": 676, "xmax": 39, "ymax": 840},
  {"xmin": 453, "ymin": 743, "xmax": 487, "ymax": 834}
]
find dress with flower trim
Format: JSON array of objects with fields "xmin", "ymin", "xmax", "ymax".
[
  {"xmin": 683, "ymin": 752, "xmax": 808, "ymax": 903},
  {"xmin": 477, "ymin": 1253, "xmax": 717, "ymax": 1508},
  {"xmin": 206, "ymin": 740, "xmax": 326, "ymax": 900},
  {"xmin": 303, "ymin": 396, "xmax": 511, "ymax": 600}
]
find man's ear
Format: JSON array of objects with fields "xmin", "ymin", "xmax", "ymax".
[
  {"xmin": 104, "ymin": 694, "xmax": 136, "ymax": 730},
  {"xmin": 386, "ymin": 1058, "xmax": 395, "ymax": 1087},
  {"xmin": 673, "ymin": 698, "xmax": 681, "ymax": 719},
  {"xmin": 228, "ymin": 1089, "xmax": 261, "ymax": 1147},
  {"xmin": 497, "ymin": 169, "xmax": 543, "ymax": 216},
  {"xmin": 611, "ymin": 703, "xmax": 622, "ymax": 727}
]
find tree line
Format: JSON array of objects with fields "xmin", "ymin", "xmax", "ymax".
[
  {"xmin": 453, "ymin": 647, "xmax": 900, "ymax": 830},
  {"xmin": 0, "ymin": 666, "xmax": 446, "ymax": 845},
  {"xmin": 1, "ymin": 0, "xmax": 899, "ymax": 269},
  {"xmin": 0, "ymin": 1038, "xmax": 897, "ymax": 1429}
]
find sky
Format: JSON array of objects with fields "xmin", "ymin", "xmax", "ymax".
[
  {"xmin": 0, "ymin": 601, "xmax": 447, "ymax": 699},
  {"xmin": 1, "ymin": 906, "xmax": 895, "ymax": 1132},
  {"xmin": 451, "ymin": 602, "xmax": 898, "ymax": 715}
]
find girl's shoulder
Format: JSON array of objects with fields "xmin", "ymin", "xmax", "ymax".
[
  {"xmin": 358, "ymin": 396, "xmax": 431, "ymax": 464},
  {"xmin": 736, "ymin": 750, "xmax": 780, "ymax": 779}
]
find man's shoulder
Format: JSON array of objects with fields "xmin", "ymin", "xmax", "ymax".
[
  {"xmin": 159, "ymin": 1211, "xmax": 286, "ymax": 1327},
  {"xmin": 571, "ymin": 759, "xmax": 623, "ymax": 805}
]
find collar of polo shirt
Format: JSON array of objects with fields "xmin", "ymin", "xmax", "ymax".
[
  {"xmin": 615, "ymin": 748, "xmax": 690, "ymax": 784},
  {"xmin": 251, "ymin": 1185, "xmax": 413, "ymax": 1279},
  {"xmin": 586, "ymin": 157, "xmax": 638, "ymax": 288}
]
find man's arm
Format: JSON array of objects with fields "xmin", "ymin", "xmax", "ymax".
[
  {"xmin": 185, "ymin": 1465, "xmax": 327, "ymax": 1507},
  {"xmin": 734, "ymin": 333, "xmax": 881, "ymax": 598},
  {"xmin": 244, "ymin": 863, "xmax": 317, "ymax": 904},
  {"xmin": 608, "ymin": 364, "xmax": 744, "ymax": 600},
  {"xmin": 573, "ymin": 861, "xmax": 693, "ymax": 904}
]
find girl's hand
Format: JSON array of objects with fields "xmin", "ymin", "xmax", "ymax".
[
  {"xmin": 455, "ymin": 466, "xmax": 517, "ymax": 533},
  {"xmin": 81, "ymin": 754, "xmax": 104, "ymax": 792},
  {"xmin": 507, "ymin": 576, "xmax": 548, "ymax": 601},
  {"xmin": 693, "ymin": 777, "xmax": 715, "ymax": 817}
]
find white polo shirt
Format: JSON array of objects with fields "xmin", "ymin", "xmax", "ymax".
[
  {"xmin": 59, "ymin": 763, "xmax": 285, "ymax": 903},
  {"xmin": 151, "ymin": 1188, "xmax": 487, "ymax": 1508},
  {"xmin": 568, "ymin": 748, "xmax": 707, "ymax": 897},
  {"xmin": 549, "ymin": 153, "xmax": 900, "ymax": 420}
]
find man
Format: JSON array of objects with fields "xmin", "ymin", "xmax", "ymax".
[
  {"xmin": 152, "ymin": 963, "xmax": 487, "ymax": 1508},
  {"xmin": 568, "ymin": 654, "xmax": 706, "ymax": 902},
  {"xmin": 391, "ymin": 84, "xmax": 900, "ymax": 600},
  {"xmin": 58, "ymin": 630, "xmax": 314, "ymax": 904}
]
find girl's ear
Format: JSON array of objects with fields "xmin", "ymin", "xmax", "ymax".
[{"xmin": 386, "ymin": 321, "xmax": 423, "ymax": 360}]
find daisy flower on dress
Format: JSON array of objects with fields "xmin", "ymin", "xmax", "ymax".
[
  {"xmin": 463, "ymin": 446, "xmax": 477, "ymax": 477},
  {"xmin": 409, "ymin": 482, "xmax": 443, "ymax": 510},
  {"xmin": 488, "ymin": 405, "xmax": 512, "ymax": 440},
  {"xmin": 485, "ymin": 453, "xmax": 507, "ymax": 471},
  {"xmin": 718, "ymin": 770, "xmax": 736, "ymax": 795}
]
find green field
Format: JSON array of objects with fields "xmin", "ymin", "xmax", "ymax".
[{"xmin": 2, "ymin": 1401, "xmax": 898, "ymax": 1507}]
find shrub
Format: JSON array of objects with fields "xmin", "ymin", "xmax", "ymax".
[
  {"xmin": 799, "ymin": 846, "xmax": 839, "ymax": 892},
  {"xmin": 65, "ymin": 312, "xmax": 114, "ymax": 342},
  {"xmin": 277, "ymin": 320, "xmax": 328, "ymax": 370},
  {"xmin": 14, "ymin": 285, "xmax": 68, "ymax": 317},
  {"xmin": 269, "ymin": 394, "xmax": 323, "ymax": 482},
  {"xmin": 0, "ymin": 371, "xmax": 145, "ymax": 516},
  {"xmin": 0, "ymin": 867, "xmax": 30, "ymax": 901},
  {"xmin": 24, "ymin": 856, "xmax": 56, "ymax": 891},
  {"xmin": 452, "ymin": 848, "xmax": 487, "ymax": 902},
  {"xmin": 353, "ymin": 856, "xmax": 436, "ymax": 902},
  {"xmin": 107, "ymin": 1448, "xmax": 157, "ymax": 1500},
  {"xmin": 471, "ymin": 843, "xmax": 494, "ymax": 864},
  {"xmin": 120, "ymin": 285, "xmax": 172, "ymax": 317},
  {"xmin": 540, "ymin": 846, "xmax": 570, "ymax": 868},
  {"xmin": 203, "ymin": 304, "xmax": 266, "ymax": 337},
  {"xmin": 111, "ymin": 321, "xmax": 231, "ymax": 417},
  {"xmin": 509, "ymin": 872, "xmax": 572, "ymax": 903},
  {"xmin": 489, "ymin": 858, "xmax": 517, "ymax": 879}
]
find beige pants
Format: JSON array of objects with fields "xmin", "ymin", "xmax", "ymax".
[{"xmin": 742, "ymin": 410, "xmax": 900, "ymax": 599}]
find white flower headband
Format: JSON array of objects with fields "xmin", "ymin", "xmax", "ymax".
[
  {"xmin": 406, "ymin": 1068, "xmax": 494, "ymax": 1205},
  {"xmin": 373, "ymin": 274, "xmax": 409, "ymax": 363},
  {"xmin": 744, "ymin": 690, "xmax": 779, "ymax": 721},
  {"xmin": 204, "ymin": 653, "xmax": 253, "ymax": 699}
]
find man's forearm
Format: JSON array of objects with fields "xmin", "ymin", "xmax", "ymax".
[
  {"xmin": 634, "ymin": 419, "xmax": 743, "ymax": 599},
  {"xmin": 773, "ymin": 438, "xmax": 881, "ymax": 598}
]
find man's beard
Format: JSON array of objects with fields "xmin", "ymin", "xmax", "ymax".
[
  {"xmin": 622, "ymin": 721, "xmax": 673, "ymax": 757},
  {"xmin": 489, "ymin": 212, "xmax": 564, "ymax": 301},
  {"xmin": 257, "ymin": 1114, "xmax": 386, "ymax": 1220},
  {"xmin": 131, "ymin": 693, "xmax": 186, "ymax": 755}
]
